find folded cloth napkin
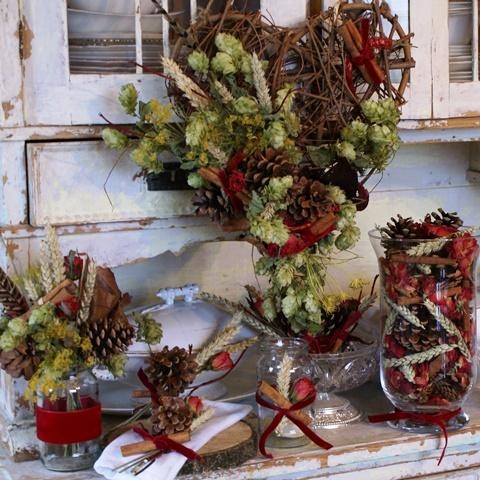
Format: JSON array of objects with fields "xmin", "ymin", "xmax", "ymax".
[{"xmin": 94, "ymin": 400, "xmax": 252, "ymax": 480}]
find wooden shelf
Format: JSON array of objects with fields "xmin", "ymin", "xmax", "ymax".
[{"xmin": 4, "ymin": 382, "xmax": 480, "ymax": 479}]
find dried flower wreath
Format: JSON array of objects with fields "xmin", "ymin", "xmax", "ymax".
[{"xmin": 103, "ymin": 0, "xmax": 414, "ymax": 349}]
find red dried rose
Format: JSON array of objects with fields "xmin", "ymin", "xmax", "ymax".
[
  {"xmin": 290, "ymin": 377, "xmax": 316, "ymax": 402},
  {"xmin": 210, "ymin": 351, "xmax": 234, "ymax": 371},
  {"xmin": 187, "ymin": 396, "xmax": 203, "ymax": 415}
]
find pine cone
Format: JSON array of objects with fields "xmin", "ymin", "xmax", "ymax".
[
  {"xmin": 239, "ymin": 148, "xmax": 294, "ymax": 190},
  {"xmin": 192, "ymin": 185, "xmax": 232, "ymax": 223},
  {"xmin": 0, "ymin": 268, "xmax": 29, "ymax": 319},
  {"xmin": 285, "ymin": 175, "xmax": 333, "ymax": 224},
  {"xmin": 392, "ymin": 309, "xmax": 442, "ymax": 353},
  {"xmin": 424, "ymin": 208, "xmax": 463, "ymax": 228},
  {"xmin": 0, "ymin": 342, "xmax": 40, "ymax": 380},
  {"xmin": 432, "ymin": 379, "xmax": 462, "ymax": 401},
  {"xmin": 380, "ymin": 214, "xmax": 422, "ymax": 240},
  {"xmin": 145, "ymin": 346, "xmax": 198, "ymax": 397},
  {"xmin": 151, "ymin": 396, "xmax": 194, "ymax": 435},
  {"xmin": 86, "ymin": 317, "xmax": 135, "ymax": 362}
]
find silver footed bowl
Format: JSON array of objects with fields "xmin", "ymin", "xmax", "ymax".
[{"xmin": 310, "ymin": 332, "xmax": 378, "ymax": 429}]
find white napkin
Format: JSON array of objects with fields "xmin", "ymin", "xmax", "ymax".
[{"xmin": 94, "ymin": 400, "xmax": 252, "ymax": 480}]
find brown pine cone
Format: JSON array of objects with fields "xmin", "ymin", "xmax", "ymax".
[
  {"xmin": 392, "ymin": 312, "xmax": 442, "ymax": 354},
  {"xmin": 423, "ymin": 208, "xmax": 463, "ymax": 228},
  {"xmin": 380, "ymin": 214, "xmax": 423, "ymax": 240},
  {"xmin": 0, "ymin": 342, "xmax": 40, "ymax": 380},
  {"xmin": 432, "ymin": 379, "xmax": 463, "ymax": 401},
  {"xmin": 239, "ymin": 148, "xmax": 295, "ymax": 190},
  {"xmin": 151, "ymin": 396, "xmax": 194, "ymax": 435},
  {"xmin": 192, "ymin": 185, "xmax": 232, "ymax": 223},
  {"xmin": 285, "ymin": 175, "xmax": 333, "ymax": 224},
  {"xmin": 0, "ymin": 267, "xmax": 30, "ymax": 319},
  {"xmin": 85, "ymin": 317, "xmax": 135, "ymax": 363},
  {"xmin": 145, "ymin": 346, "xmax": 198, "ymax": 397}
]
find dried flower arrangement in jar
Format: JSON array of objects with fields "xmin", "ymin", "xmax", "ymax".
[{"xmin": 369, "ymin": 209, "xmax": 479, "ymax": 462}]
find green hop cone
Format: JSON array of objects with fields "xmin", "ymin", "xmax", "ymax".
[
  {"xmin": 118, "ymin": 83, "xmax": 138, "ymax": 116},
  {"xmin": 211, "ymin": 52, "xmax": 236, "ymax": 75},
  {"xmin": 102, "ymin": 128, "xmax": 129, "ymax": 150},
  {"xmin": 187, "ymin": 50, "xmax": 210, "ymax": 74}
]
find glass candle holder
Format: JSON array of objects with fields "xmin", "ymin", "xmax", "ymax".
[
  {"xmin": 36, "ymin": 368, "xmax": 102, "ymax": 471},
  {"xmin": 256, "ymin": 337, "xmax": 314, "ymax": 448}
]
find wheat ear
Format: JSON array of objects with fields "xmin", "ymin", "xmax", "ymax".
[
  {"xmin": 276, "ymin": 353, "xmax": 293, "ymax": 398},
  {"xmin": 195, "ymin": 314, "xmax": 242, "ymax": 368}
]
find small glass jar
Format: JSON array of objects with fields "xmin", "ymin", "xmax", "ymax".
[
  {"xmin": 36, "ymin": 369, "xmax": 102, "ymax": 471},
  {"xmin": 369, "ymin": 229, "xmax": 479, "ymax": 431},
  {"xmin": 256, "ymin": 337, "xmax": 314, "ymax": 448}
]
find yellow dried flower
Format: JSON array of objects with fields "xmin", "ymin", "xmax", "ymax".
[{"xmin": 349, "ymin": 278, "xmax": 369, "ymax": 290}]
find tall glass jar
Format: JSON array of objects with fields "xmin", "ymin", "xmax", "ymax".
[
  {"xmin": 369, "ymin": 228, "xmax": 479, "ymax": 431},
  {"xmin": 256, "ymin": 337, "xmax": 314, "ymax": 448},
  {"xmin": 36, "ymin": 369, "xmax": 102, "ymax": 471}
]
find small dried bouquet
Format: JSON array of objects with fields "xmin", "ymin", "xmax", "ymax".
[{"xmin": 0, "ymin": 225, "xmax": 159, "ymax": 399}]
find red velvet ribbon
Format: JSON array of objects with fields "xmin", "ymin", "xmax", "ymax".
[
  {"xmin": 132, "ymin": 426, "xmax": 203, "ymax": 462},
  {"xmin": 36, "ymin": 398, "xmax": 101, "ymax": 444},
  {"xmin": 368, "ymin": 408, "xmax": 461, "ymax": 465},
  {"xmin": 255, "ymin": 391, "xmax": 333, "ymax": 458},
  {"xmin": 137, "ymin": 368, "xmax": 159, "ymax": 405},
  {"xmin": 346, "ymin": 17, "xmax": 393, "ymax": 92},
  {"xmin": 218, "ymin": 150, "xmax": 247, "ymax": 213}
]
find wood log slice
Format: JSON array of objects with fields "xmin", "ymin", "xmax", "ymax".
[{"xmin": 179, "ymin": 421, "xmax": 256, "ymax": 475}]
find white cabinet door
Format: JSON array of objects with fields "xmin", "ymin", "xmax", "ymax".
[
  {"xmin": 433, "ymin": 0, "xmax": 480, "ymax": 118},
  {"xmin": 20, "ymin": 0, "xmax": 307, "ymax": 126},
  {"xmin": 21, "ymin": 0, "xmax": 173, "ymax": 125}
]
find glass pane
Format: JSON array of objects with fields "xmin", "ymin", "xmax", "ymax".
[
  {"xmin": 382, "ymin": 0, "xmax": 410, "ymax": 84},
  {"xmin": 448, "ymin": 0, "xmax": 474, "ymax": 82},
  {"xmin": 67, "ymin": 0, "xmax": 188, "ymax": 74}
]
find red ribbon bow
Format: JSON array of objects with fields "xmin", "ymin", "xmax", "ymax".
[
  {"xmin": 368, "ymin": 408, "xmax": 461, "ymax": 465},
  {"xmin": 255, "ymin": 391, "xmax": 333, "ymax": 458},
  {"xmin": 132, "ymin": 426, "xmax": 203, "ymax": 462},
  {"xmin": 346, "ymin": 17, "xmax": 393, "ymax": 93}
]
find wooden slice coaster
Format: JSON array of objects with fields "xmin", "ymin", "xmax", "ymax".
[{"xmin": 179, "ymin": 421, "xmax": 257, "ymax": 475}]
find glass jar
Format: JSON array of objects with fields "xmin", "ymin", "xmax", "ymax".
[
  {"xmin": 369, "ymin": 229, "xmax": 479, "ymax": 431},
  {"xmin": 256, "ymin": 337, "xmax": 314, "ymax": 448},
  {"xmin": 36, "ymin": 369, "xmax": 102, "ymax": 471}
]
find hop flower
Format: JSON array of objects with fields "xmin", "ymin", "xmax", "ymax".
[
  {"xmin": 211, "ymin": 52, "xmax": 237, "ymax": 75},
  {"xmin": 118, "ymin": 83, "xmax": 138, "ymax": 115},
  {"xmin": 102, "ymin": 128, "xmax": 129, "ymax": 150},
  {"xmin": 188, "ymin": 50, "xmax": 209, "ymax": 74}
]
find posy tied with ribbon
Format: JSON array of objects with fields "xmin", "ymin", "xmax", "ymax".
[{"xmin": 94, "ymin": 400, "xmax": 251, "ymax": 480}]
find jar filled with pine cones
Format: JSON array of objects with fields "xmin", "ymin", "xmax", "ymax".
[{"xmin": 369, "ymin": 209, "xmax": 479, "ymax": 432}]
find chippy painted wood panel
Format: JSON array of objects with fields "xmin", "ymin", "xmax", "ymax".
[
  {"xmin": 0, "ymin": 219, "xmax": 227, "ymax": 274},
  {"xmin": 0, "ymin": 0, "xmax": 23, "ymax": 128},
  {"xmin": 20, "ymin": 0, "xmax": 166, "ymax": 126},
  {"xmin": 0, "ymin": 141, "xmax": 28, "ymax": 226},
  {"xmin": 26, "ymin": 141, "xmax": 195, "ymax": 226}
]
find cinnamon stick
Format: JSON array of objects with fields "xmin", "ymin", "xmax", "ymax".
[
  {"xmin": 258, "ymin": 380, "xmax": 312, "ymax": 426},
  {"xmin": 397, "ymin": 286, "xmax": 463, "ymax": 305},
  {"xmin": 131, "ymin": 389, "xmax": 150, "ymax": 398},
  {"xmin": 389, "ymin": 254, "xmax": 457, "ymax": 266},
  {"xmin": 120, "ymin": 430, "xmax": 191, "ymax": 457},
  {"xmin": 344, "ymin": 19, "xmax": 385, "ymax": 83},
  {"xmin": 338, "ymin": 23, "xmax": 372, "ymax": 84}
]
